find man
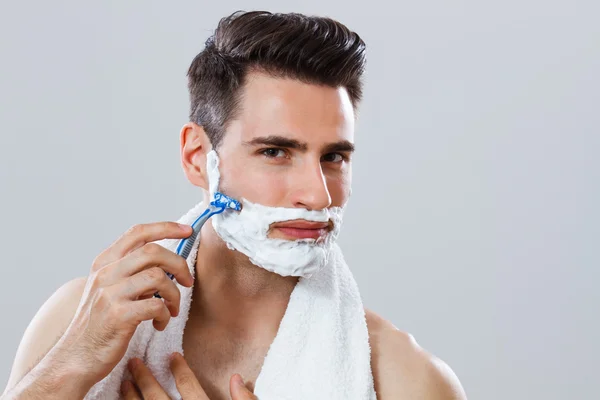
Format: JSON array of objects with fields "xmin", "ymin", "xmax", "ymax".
[{"xmin": 2, "ymin": 10, "xmax": 467, "ymax": 400}]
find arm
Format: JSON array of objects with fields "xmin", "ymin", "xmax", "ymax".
[
  {"xmin": 3, "ymin": 344, "xmax": 93, "ymax": 400},
  {"xmin": 2, "ymin": 277, "xmax": 91, "ymax": 399},
  {"xmin": 4, "ymin": 221, "xmax": 197, "ymax": 399},
  {"xmin": 366, "ymin": 308, "xmax": 467, "ymax": 400}
]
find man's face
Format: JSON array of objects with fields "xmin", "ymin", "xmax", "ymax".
[{"xmin": 213, "ymin": 71, "xmax": 355, "ymax": 241}]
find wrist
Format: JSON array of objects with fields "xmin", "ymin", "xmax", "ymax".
[
  {"xmin": 47, "ymin": 338, "xmax": 99, "ymax": 397},
  {"xmin": 47, "ymin": 354, "xmax": 95, "ymax": 398},
  {"xmin": 8, "ymin": 345, "xmax": 96, "ymax": 400}
]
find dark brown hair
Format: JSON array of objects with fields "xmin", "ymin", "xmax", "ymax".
[{"xmin": 186, "ymin": 10, "xmax": 367, "ymax": 149}]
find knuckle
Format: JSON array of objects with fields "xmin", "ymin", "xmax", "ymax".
[
  {"xmin": 109, "ymin": 302, "xmax": 126, "ymax": 320},
  {"xmin": 145, "ymin": 266, "xmax": 166, "ymax": 283},
  {"xmin": 127, "ymin": 223, "xmax": 145, "ymax": 236},
  {"xmin": 175, "ymin": 373, "xmax": 195, "ymax": 388},
  {"xmin": 148, "ymin": 298, "xmax": 166, "ymax": 313},
  {"xmin": 91, "ymin": 254, "xmax": 105, "ymax": 272},
  {"xmin": 166, "ymin": 221, "xmax": 180, "ymax": 231},
  {"xmin": 91, "ymin": 266, "xmax": 109, "ymax": 287},
  {"xmin": 142, "ymin": 243, "xmax": 162, "ymax": 256}
]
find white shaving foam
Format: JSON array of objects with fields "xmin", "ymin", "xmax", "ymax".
[{"xmin": 206, "ymin": 150, "xmax": 344, "ymax": 278}]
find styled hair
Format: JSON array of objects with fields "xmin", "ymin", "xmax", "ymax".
[{"xmin": 186, "ymin": 10, "xmax": 367, "ymax": 149}]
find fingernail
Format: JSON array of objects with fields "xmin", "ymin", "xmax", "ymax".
[
  {"xmin": 128, "ymin": 358, "xmax": 139, "ymax": 370},
  {"xmin": 235, "ymin": 374, "xmax": 245, "ymax": 387},
  {"xmin": 178, "ymin": 223, "xmax": 190, "ymax": 231},
  {"xmin": 121, "ymin": 380, "xmax": 131, "ymax": 395},
  {"xmin": 168, "ymin": 304, "xmax": 178, "ymax": 317}
]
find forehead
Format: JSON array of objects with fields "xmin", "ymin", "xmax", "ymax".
[{"xmin": 225, "ymin": 71, "xmax": 355, "ymax": 145}]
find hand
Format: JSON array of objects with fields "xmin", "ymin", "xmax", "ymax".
[
  {"xmin": 121, "ymin": 352, "xmax": 258, "ymax": 399},
  {"xmin": 56, "ymin": 222, "xmax": 195, "ymax": 388}
]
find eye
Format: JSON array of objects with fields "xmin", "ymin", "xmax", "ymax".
[
  {"xmin": 322, "ymin": 153, "xmax": 345, "ymax": 163},
  {"xmin": 260, "ymin": 148, "xmax": 288, "ymax": 158}
]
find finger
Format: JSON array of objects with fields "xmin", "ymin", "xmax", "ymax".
[
  {"xmin": 169, "ymin": 352, "xmax": 209, "ymax": 399},
  {"xmin": 230, "ymin": 374, "xmax": 258, "ymax": 400},
  {"xmin": 102, "ymin": 242, "xmax": 194, "ymax": 288},
  {"xmin": 127, "ymin": 297, "xmax": 172, "ymax": 331},
  {"xmin": 116, "ymin": 266, "xmax": 182, "ymax": 317},
  {"xmin": 121, "ymin": 380, "xmax": 142, "ymax": 400},
  {"xmin": 128, "ymin": 358, "xmax": 170, "ymax": 400},
  {"xmin": 93, "ymin": 222, "xmax": 192, "ymax": 269}
]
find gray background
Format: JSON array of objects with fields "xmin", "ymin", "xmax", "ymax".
[{"xmin": 0, "ymin": 1, "xmax": 598, "ymax": 399}]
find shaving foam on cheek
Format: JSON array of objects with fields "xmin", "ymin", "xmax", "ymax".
[{"xmin": 206, "ymin": 150, "xmax": 344, "ymax": 278}]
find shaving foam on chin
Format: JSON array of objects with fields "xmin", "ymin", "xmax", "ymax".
[{"xmin": 206, "ymin": 150, "xmax": 344, "ymax": 278}]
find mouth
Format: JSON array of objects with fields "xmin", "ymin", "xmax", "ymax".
[{"xmin": 269, "ymin": 220, "xmax": 332, "ymax": 241}]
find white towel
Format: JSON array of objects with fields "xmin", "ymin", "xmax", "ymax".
[{"xmin": 84, "ymin": 200, "xmax": 377, "ymax": 399}]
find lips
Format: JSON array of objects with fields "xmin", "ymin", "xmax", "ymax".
[{"xmin": 270, "ymin": 220, "xmax": 331, "ymax": 240}]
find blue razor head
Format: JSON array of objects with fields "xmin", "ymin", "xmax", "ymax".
[{"xmin": 211, "ymin": 192, "xmax": 242, "ymax": 211}]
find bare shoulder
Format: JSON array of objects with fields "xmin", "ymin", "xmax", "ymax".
[
  {"xmin": 3, "ymin": 276, "xmax": 88, "ymax": 394},
  {"xmin": 364, "ymin": 308, "xmax": 467, "ymax": 400}
]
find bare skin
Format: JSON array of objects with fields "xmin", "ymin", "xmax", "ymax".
[
  {"xmin": 2, "ymin": 71, "xmax": 467, "ymax": 399},
  {"xmin": 2, "ymin": 275, "xmax": 464, "ymax": 400},
  {"xmin": 121, "ymin": 353, "xmax": 257, "ymax": 399}
]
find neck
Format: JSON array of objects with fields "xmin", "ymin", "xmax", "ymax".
[{"xmin": 188, "ymin": 221, "xmax": 298, "ymax": 342}]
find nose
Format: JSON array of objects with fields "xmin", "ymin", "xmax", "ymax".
[{"xmin": 289, "ymin": 158, "xmax": 332, "ymax": 211}]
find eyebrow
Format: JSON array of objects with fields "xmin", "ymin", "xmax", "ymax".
[
  {"xmin": 243, "ymin": 135, "xmax": 308, "ymax": 151},
  {"xmin": 322, "ymin": 140, "xmax": 355, "ymax": 154},
  {"xmin": 243, "ymin": 135, "xmax": 355, "ymax": 154}
]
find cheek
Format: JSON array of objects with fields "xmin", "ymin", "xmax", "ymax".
[
  {"xmin": 219, "ymin": 161, "xmax": 288, "ymax": 205},
  {"xmin": 327, "ymin": 168, "xmax": 352, "ymax": 207}
]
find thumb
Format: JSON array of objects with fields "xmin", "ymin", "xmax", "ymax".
[{"xmin": 229, "ymin": 374, "xmax": 258, "ymax": 400}]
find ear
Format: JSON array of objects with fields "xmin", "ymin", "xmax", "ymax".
[{"xmin": 180, "ymin": 122, "xmax": 212, "ymax": 190}]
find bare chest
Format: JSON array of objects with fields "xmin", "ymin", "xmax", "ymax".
[{"xmin": 182, "ymin": 328, "xmax": 270, "ymax": 400}]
